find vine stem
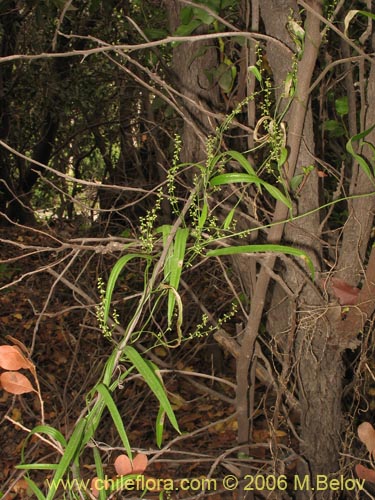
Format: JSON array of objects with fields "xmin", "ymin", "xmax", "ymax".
[{"xmin": 235, "ymin": 0, "xmax": 323, "ymax": 450}]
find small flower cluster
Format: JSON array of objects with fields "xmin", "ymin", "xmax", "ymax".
[{"xmin": 96, "ymin": 278, "xmax": 119, "ymax": 340}]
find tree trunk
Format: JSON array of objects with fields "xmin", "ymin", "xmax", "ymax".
[
  {"xmin": 165, "ymin": 0, "xmax": 220, "ymax": 167},
  {"xmin": 260, "ymin": 2, "xmax": 375, "ymax": 495}
]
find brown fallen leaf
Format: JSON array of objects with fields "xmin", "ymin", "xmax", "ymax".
[
  {"xmin": 330, "ymin": 277, "xmax": 360, "ymax": 305},
  {"xmin": 114, "ymin": 453, "xmax": 148, "ymax": 476},
  {"xmin": 355, "ymin": 464, "xmax": 375, "ymax": 483},
  {"xmin": 0, "ymin": 371, "xmax": 34, "ymax": 394},
  {"xmin": 0, "ymin": 345, "xmax": 33, "ymax": 371},
  {"xmin": 358, "ymin": 422, "xmax": 375, "ymax": 458}
]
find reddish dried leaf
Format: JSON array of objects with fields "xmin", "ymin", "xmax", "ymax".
[
  {"xmin": 330, "ymin": 277, "xmax": 360, "ymax": 305},
  {"xmin": 355, "ymin": 464, "xmax": 375, "ymax": 483},
  {"xmin": 114, "ymin": 453, "xmax": 148, "ymax": 476},
  {"xmin": 114, "ymin": 455, "xmax": 132, "ymax": 476},
  {"xmin": 90, "ymin": 477, "xmax": 99, "ymax": 498},
  {"xmin": 5, "ymin": 335, "xmax": 30, "ymax": 355},
  {"xmin": 132, "ymin": 453, "xmax": 148, "ymax": 474},
  {"xmin": 0, "ymin": 345, "xmax": 33, "ymax": 371},
  {"xmin": 358, "ymin": 422, "xmax": 375, "ymax": 457},
  {"xmin": 90, "ymin": 477, "xmax": 110, "ymax": 498},
  {"xmin": 0, "ymin": 371, "xmax": 34, "ymax": 394}
]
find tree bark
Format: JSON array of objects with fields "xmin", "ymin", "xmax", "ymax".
[
  {"xmin": 165, "ymin": 0, "xmax": 220, "ymax": 166},
  {"xmin": 261, "ymin": 2, "xmax": 375, "ymax": 495}
]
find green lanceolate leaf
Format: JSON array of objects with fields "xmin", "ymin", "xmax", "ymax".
[
  {"xmin": 278, "ymin": 147, "xmax": 288, "ymax": 168},
  {"xmin": 180, "ymin": 6, "xmax": 193, "ymax": 24},
  {"xmin": 92, "ymin": 447, "xmax": 106, "ymax": 500},
  {"xmin": 346, "ymin": 123, "xmax": 375, "ymax": 181},
  {"xmin": 225, "ymin": 150, "xmax": 257, "ymax": 176},
  {"xmin": 198, "ymin": 202, "xmax": 208, "ymax": 230},
  {"xmin": 210, "ymin": 172, "xmax": 260, "ymax": 185},
  {"xmin": 143, "ymin": 28, "xmax": 169, "ymax": 40},
  {"xmin": 46, "ymin": 418, "xmax": 87, "ymax": 500},
  {"xmin": 19, "ymin": 425, "xmax": 67, "ymax": 475},
  {"xmin": 23, "ymin": 478, "xmax": 46, "ymax": 500},
  {"xmin": 103, "ymin": 254, "xmax": 152, "ymax": 324},
  {"xmin": 323, "ymin": 120, "xmax": 345, "ymax": 138},
  {"xmin": 155, "ymin": 406, "xmax": 166, "ymax": 448},
  {"xmin": 207, "ymin": 244, "xmax": 314, "ymax": 279},
  {"xmin": 223, "ymin": 206, "xmax": 236, "ymax": 230},
  {"xmin": 160, "ymin": 226, "xmax": 189, "ymax": 328},
  {"xmin": 168, "ymin": 227, "xmax": 189, "ymax": 292},
  {"xmin": 192, "ymin": 7, "xmax": 214, "ymax": 24},
  {"xmin": 249, "ymin": 65, "xmax": 262, "ymax": 83},
  {"xmin": 290, "ymin": 173, "xmax": 304, "ymax": 192},
  {"xmin": 261, "ymin": 181, "xmax": 291, "ymax": 208},
  {"xmin": 124, "ymin": 346, "xmax": 180, "ymax": 432},
  {"xmin": 82, "ymin": 397, "xmax": 107, "ymax": 446},
  {"xmin": 335, "ymin": 96, "xmax": 349, "ymax": 116},
  {"xmin": 175, "ymin": 19, "xmax": 201, "ymax": 36},
  {"xmin": 160, "ymin": 224, "xmax": 173, "ymax": 282},
  {"xmin": 210, "ymin": 173, "xmax": 292, "ymax": 209},
  {"xmin": 96, "ymin": 383, "xmax": 132, "ymax": 459},
  {"xmin": 16, "ymin": 464, "xmax": 59, "ymax": 471},
  {"xmin": 24, "ymin": 425, "xmax": 67, "ymax": 449}
]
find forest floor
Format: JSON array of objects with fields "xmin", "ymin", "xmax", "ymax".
[{"xmin": 0, "ymin": 224, "xmax": 314, "ymax": 499}]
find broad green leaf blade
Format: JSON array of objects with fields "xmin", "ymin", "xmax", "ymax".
[
  {"xmin": 82, "ymin": 398, "xmax": 107, "ymax": 446},
  {"xmin": 278, "ymin": 147, "xmax": 288, "ymax": 168},
  {"xmin": 102, "ymin": 349, "xmax": 118, "ymax": 387},
  {"xmin": 284, "ymin": 71, "xmax": 296, "ymax": 98},
  {"xmin": 26, "ymin": 425, "xmax": 67, "ymax": 448},
  {"xmin": 175, "ymin": 19, "xmax": 201, "ymax": 36},
  {"xmin": 198, "ymin": 200, "xmax": 208, "ymax": 230},
  {"xmin": 192, "ymin": 6, "xmax": 214, "ymax": 24},
  {"xmin": 23, "ymin": 477, "xmax": 46, "ymax": 500},
  {"xmin": 224, "ymin": 150, "xmax": 257, "ymax": 176},
  {"xmin": 346, "ymin": 123, "xmax": 375, "ymax": 181},
  {"xmin": 155, "ymin": 406, "xmax": 166, "ymax": 448},
  {"xmin": 15, "ymin": 464, "xmax": 59, "ymax": 470},
  {"xmin": 93, "ymin": 446, "xmax": 107, "ymax": 500},
  {"xmin": 180, "ymin": 6, "xmax": 193, "ymax": 24},
  {"xmin": 210, "ymin": 173, "xmax": 260, "ymax": 185},
  {"xmin": 290, "ymin": 173, "xmax": 304, "ymax": 192},
  {"xmin": 323, "ymin": 120, "xmax": 345, "ymax": 137},
  {"xmin": 207, "ymin": 244, "xmax": 314, "ymax": 279},
  {"xmin": 143, "ymin": 28, "xmax": 168, "ymax": 40},
  {"xmin": 223, "ymin": 206, "xmax": 236, "ymax": 230},
  {"xmin": 104, "ymin": 254, "xmax": 152, "ymax": 323},
  {"xmin": 210, "ymin": 174, "xmax": 292, "ymax": 209},
  {"xmin": 218, "ymin": 63, "xmax": 235, "ymax": 93},
  {"xmin": 96, "ymin": 383, "xmax": 132, "ymax": 459},
  {"xmin": 206, "ymin": 152, "xmax": 224, "ymax": 170},
  {"xmin": 46, "ymin": 418, "xmax": 87, "ymax": 500},
  {"xmin": 363, "ymin": 140, "xmax": 375, "ymax": 166},
  {"xmin": 159, "ymin": 224, "xmax": 173, "ymax": 282},
  {"xmin": 248, "ymin": 65, "xmax": 262, "ymax": 83},
  {"xmin": 20, "ymin": 425, "xmax": 67, "ymax": 469},
  {"xmin": 166, "ymin": 228, "xmax": 189, "ymax": 327},
  {"xmin": 261, "ymin": 181, "xmax": 292, "ymax": 209},
  {"xmin": 124, "ymin": 346, "xmax": 180, "ymax": 432},
  {"xmin": 335, "ymin": 96, "xmax": 348, "ymax": 116}
]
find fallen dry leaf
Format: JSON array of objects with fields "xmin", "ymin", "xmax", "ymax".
[
  {"xmin": 358, "ymin": 422, "xmax": 375, "ymax": 457},
  {"xmin": 330, "ymin": 277, "xmax": 360, "ymax": 305},
  {"xmin": 114, "ymin": 453, "xmax": 148, "ymax": 476},
  {"xmin": 355, "ymin": 464, "xmax": 375, "ymax": 483},
  {"xmin": 0, "ymin": 345, "xmax": 33, "ymax": 371},
  {"xmin": 0, "ymin": 371, "xmax": 34, "ymax": 394}
]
